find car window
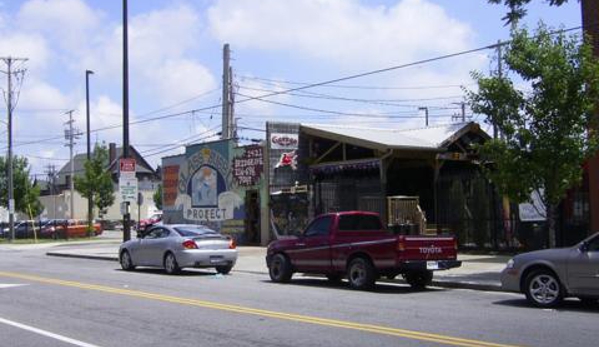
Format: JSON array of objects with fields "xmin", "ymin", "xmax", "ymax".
[
  {"xmin": 144, "ymin": 228, "xmax": 169, "ymax": 239},
  {"xmin": 338, "ymin": 215, "xmax": 382, "ymax": 231},
  {"xmin": 174, "ymin": 226, "xmax": 218, "ymax": 237},
  {"xmin": 304, "ymin": 216, "xmax": 332, "ymax": 237},
  {"xmin": 587, "ymin": 236, "xmax": 599, "ymax": 252}
]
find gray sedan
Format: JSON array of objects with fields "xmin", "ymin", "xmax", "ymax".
[
  {"xmin": 501, "ymin": 232, "xmax": 599, "ymax": 307},
  {"xmin": 119, "ymin": 224, "xmax": 238, "ymax": 275}
]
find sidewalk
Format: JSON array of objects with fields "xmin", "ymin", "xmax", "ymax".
[{"xmin": 37, "ymin": 232, "xmax": 508, "ymax": 292}]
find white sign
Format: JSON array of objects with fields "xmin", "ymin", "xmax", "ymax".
[
  {"xmin": 519, "ymin": 190, "xmax": 546, "ymax": 222},
  {"xmin": 270, "ymin": 133, "xmax": 298, "ymax": 150},
  {"xmin": 119, "ymin": 177, "xmax": 138, "ymax": 203}
]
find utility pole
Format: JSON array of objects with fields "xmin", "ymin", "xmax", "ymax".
[
  {"xmin": 1, "ymin": 57, "xmax": 27, "ymax": 242},
  {"xmin": 46, "ymin": 164, "xmax": 57, "ymax": 218},
  {"xmin": 64, "ymin": 110, "xmax": 80, "ymax": 220},
  {"xmin": 418, "ymin": 107, "xmax": 429, "ymax": 127},
  {"xmin": 85, "ymin": 69, "xmax": 94, "ymax": 234},
  {"xmin": 122, "ymin": 0, "xmax": 131, "ymax": 242},
  {"xmin": 221, "ymin": 43, "xmax": 233, "ymax": 140}
]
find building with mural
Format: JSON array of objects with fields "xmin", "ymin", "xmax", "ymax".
[{"xmin": 161, "ymin": 139, "xmax": 268, "ymax": 245}]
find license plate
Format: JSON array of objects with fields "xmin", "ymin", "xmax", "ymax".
[
  {"xmin": 210, "ymin": 256, "xmax": 224, "ymax": 264},
  {"xmin": 426, "ymin": 261, "xmax": 439, "ymax": 270}
]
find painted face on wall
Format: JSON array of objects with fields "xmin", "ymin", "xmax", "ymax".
[{"xmin": 190, "ymin": 165, "xmax": 224, "ymax": 207}]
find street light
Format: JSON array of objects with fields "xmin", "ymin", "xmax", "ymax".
[{"xmin": 85, "ymin": 69, "xmax": 94, "ymax": 235}]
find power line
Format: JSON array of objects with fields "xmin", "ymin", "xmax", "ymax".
[{"xmin": 238, "ymin": 75, "xmax": 475, "ymax": 91}]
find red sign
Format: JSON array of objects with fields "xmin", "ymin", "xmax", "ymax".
[{"xmin": 120, "ymin": 158, "xmax": 136, "ymax": 173}]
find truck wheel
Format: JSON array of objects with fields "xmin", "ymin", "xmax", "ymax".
[
  {"xmin": 524, "ymin": 269, "xmax": 563, "ymax": 308},
  {"xmin": 269, "ymin": 254, "xmax": 292, "ymax": 283},
  {"xmin": 404, "ymin": 271, "xmax": 433, "ymax": 290},
  {"xmin": 347, "ymin": 258, "xmax": 375, "ymax": 290}
]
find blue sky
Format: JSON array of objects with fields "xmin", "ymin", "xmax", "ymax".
[{"xmin": 0, "ymin": 0, "xmax": 584, "ymax": 177}]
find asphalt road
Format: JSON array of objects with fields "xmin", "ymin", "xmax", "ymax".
[{"xmin": 0, "ymin": 247, "xmax": 597, "ymax": 347}]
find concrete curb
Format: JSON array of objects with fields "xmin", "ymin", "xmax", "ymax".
[{"xmin": 45, "ymin": 251, "xmax": 505, "ymax": 292}]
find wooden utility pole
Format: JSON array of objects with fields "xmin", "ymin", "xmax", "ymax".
[
  {"xmin": 1, "ymin": 57, "xmax": 27, "ymax": 241},
  {"xmin": 582, "ymin": 0, "xmax": 599, "ymax": 235},
  {"xmin": 222, "ymin": 43, "xmax": 233, "ymax": 139}
]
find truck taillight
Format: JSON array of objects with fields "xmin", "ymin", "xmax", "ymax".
[
  {"xmin": 182, "ymin": 240, "xmax": 197, "ymax": 249},
  {"xmin": 397, "ymin": 237, "xmax": 405, "ymax": 251}
]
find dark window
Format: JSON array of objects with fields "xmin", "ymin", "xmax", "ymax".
[
  {"xmin": 174, "ymin": 226, "xmax": 218, "ymax": 237},
  {"xmin": 587, "ymin": 236, "xmax": 599, "ymax": 252},
  {"xmin": 305, "ymin": 216, "xmax": 332, "ymax": 237},
  {"xmin": 145, "ymin": 227, "xmax": 169, "ymax": 239},
  {"xmin": 338, "ymin": 215, "xmax": 382, "ymax": 231}
]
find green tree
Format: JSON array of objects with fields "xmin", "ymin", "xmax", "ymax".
[
  {"xmin": 488, "ymin": 0, "xmax": 573, "ymax": 24},
  {"xmin": 74, "ymin": 144, "xmax": 115, "ymax": 224},
  {"xmin": 0, "ymin": 156, "xmax": 43, "ymax": 216},
  {"xmin": 466, "ymin": 24, "xmax": 599, "ymax": 247},
  {"xmin": 153, "ymin": 184, "xmax": 162, "ymax": 211}
]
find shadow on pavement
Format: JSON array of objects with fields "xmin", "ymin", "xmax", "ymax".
[
  {"xmin": 261, "ymin": 278, "xmax": 447, "ymax": 294},
  {"xmin": 493, "ymin": 298, "xmax": 599, "ymax": 313},
  {"xmin": 115, "ymin": 268, "xmax": 224, "ymax": 277}
]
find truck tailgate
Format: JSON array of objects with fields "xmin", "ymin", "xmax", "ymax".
[{"xmin": 399, "ymin": 235, "xmax": 458, "ymax": 261}]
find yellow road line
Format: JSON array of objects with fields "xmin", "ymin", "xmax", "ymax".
[{"xmin": 0, "ymin": 271, "xmax": 521, "ymax": 347}]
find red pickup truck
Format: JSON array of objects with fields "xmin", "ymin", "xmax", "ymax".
[{"xmin": 266, "ymin": 211, "xmax": 461, "ymax": 290}]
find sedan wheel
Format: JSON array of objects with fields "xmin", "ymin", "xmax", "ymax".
[
  {"xmin": 120, "ymin": 250, "xmax": 135, "ymax": 271},
  {"xmin": 525, "ymin": 270, "xmax": 563, "ymax": 308},
  {"xmin": 164, "ymin": 252, "xmax": 181, "ymax": 275}
]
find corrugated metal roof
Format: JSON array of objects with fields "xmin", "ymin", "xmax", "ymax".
[{"xmin": 301, "ymin": 122, "xmax": 481, "ymax": 151}]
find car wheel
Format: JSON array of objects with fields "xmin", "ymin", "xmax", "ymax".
[
  {"xmin": 164, "ymin": 252, "xmax": 181, "ymax": 275},
  {"xmin": 120, "ymin": 250, "xmax": 135, "ymax": 271},
  {"xmin": 269, "ymin": 254, "xmax": 292, "ymax": 283},
  {"xmin": 404, "ymin": 271, "xmax": 433, "ymax": 290},
  {"xmin": 524, "ymin": 269, "xmax": 563, "ymax": 308},
  {"xmin": 216, "ymin": 265, "xmax": 233, "ymax": 275},
  {"xmin": 347, "ymin": 257, "xmax": 375, "ymax": 290}
]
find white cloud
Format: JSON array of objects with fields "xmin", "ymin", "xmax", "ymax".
[
  {"xmin": 17, "ymin": 0, "xmax": 102, "ymax": 51},
  {"xmin": 208, "ymin": 0, "xmax": 475, "ymax": 69},
  {"xmin": 147, "ymin": 58, "xmax": 217, "ymax": 107},
  {"xmin": 0, "ymin": 32, "xmax": 49, "ymax": 72}
]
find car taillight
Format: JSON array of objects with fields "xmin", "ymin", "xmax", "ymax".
[
  {"xmin": 182, "ymin": 240, "xmax": 197, "ymax": 249},
  {"xmin": 454, "ymin": 238, "xmax": 458, "ymax": 251},
  {"xmin": 229, "ymin": 238, "xmax": 236, "ymax": 249}
]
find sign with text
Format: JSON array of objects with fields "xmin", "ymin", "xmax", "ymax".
[
  {"xmin": 119, "ymin": 158, "xmax": 136, "ymax": 176},
  {"xmin": 119, "ymin": 176, "xmax": 138, "ymax": 203},
  {"xmin": 270, "ymin": 133, "xmax": 298, "ymax": 150}
]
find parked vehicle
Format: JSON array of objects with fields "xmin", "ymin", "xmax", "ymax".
[
  {"xmin": 501, "ymin": 232, "xmax": 599, "ymax": 308},
  {"xmin": 266, "ymin": 211, "xmax": 461, "ymax": 290},
  {"xmin": 119, "ymin": 224, "xmax": 238, "ymax": 275},
  {"xmin": 138, "ymin": 212, "xmax": 163, "ymax": 232}
]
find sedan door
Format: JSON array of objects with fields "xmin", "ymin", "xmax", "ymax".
[
  {"xmin": 567, "ymin": 235, "xmax": 599, "ymax": 296},
  {"xmin": 143, "ymin": 227, "xmax": 173, "ymax": 267}
]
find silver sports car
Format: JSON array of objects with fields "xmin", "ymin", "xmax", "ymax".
[
  {"xmin": 501, "ymin": 232, "xmax": 599, "ymax": 307},
  {"xmin": 119, "ymin": 224, "xmax": 238, "ymax": 275}
]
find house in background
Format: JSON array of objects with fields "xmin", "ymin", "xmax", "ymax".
[{"xmin": 39, "ymin": 143, "xmax": 160, "ymax": 222}]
